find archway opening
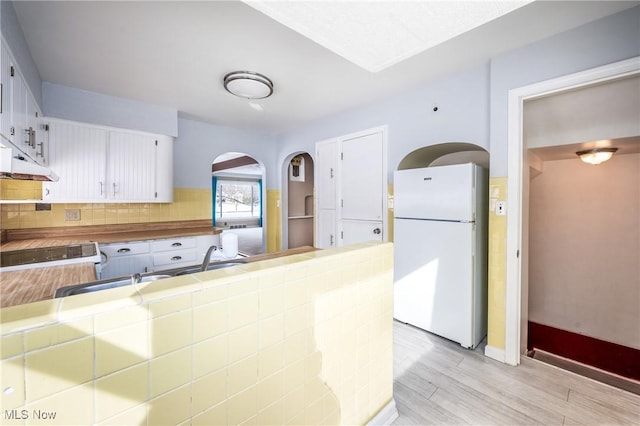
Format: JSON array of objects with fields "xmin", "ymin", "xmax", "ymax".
[
  {"xmin": 281, "ymin": 152, "xmax": 315, "ymax": 249},
  {"xmin": 212, "ymin": 152, "xmax": 265, "ymax": 255}
]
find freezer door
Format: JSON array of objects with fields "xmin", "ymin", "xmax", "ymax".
[
  {"xmin": 393, "ymin": 218, "xmax": 476, "ymax": 348},
  {"xmin": 394, "ymin": 163, "xmax": 476, "ymax": 221}
]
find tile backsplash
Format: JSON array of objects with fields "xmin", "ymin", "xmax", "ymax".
[{"xmin": 0, "ymin": 186, "xmax": 212, "ymax": 229}]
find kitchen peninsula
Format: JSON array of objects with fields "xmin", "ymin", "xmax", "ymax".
[
  {"xmin": 0, "ymin": 241, "xmax": 396, "ymax": 426},
  {"xmin": 0, "ymin": 220, "xmax": 224, "ymax": 308}
]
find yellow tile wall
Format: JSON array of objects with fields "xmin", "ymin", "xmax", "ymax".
[
  {"xmin": 0, "ymin": 242, "xmax": 394, "ymax": 426},
  {"xmin": 487, "ymin": 177, "xmax": 507, "ymax": 350},
  {"xmin": 266, "ymin": 189, "xmax": 282, "ymax": 253},
  {"xmin": 0, "ymin": 180, "xmax": 42, "ymax": 201},
  {"xmin": 0, "ymin": 188, "xmax": 213, "ymax": 230}
]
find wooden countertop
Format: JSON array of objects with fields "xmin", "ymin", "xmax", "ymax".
[
  {"xmin": 1, "ymin": 262, "xmax": 97, "ymax": 308},
  {"xmin": 1, "ymin": 220, "xmax": 223, "ymax": 250},
  {"xmin": 0, "ymin": 220, "xmax": 224, "ymax": 308},
  {"xmin": 0, "ymin": 245, "xmax": 317, "ymax": 309}
]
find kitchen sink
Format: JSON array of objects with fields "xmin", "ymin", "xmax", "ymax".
[
  {"xmin": 54, "ymin": 259, "xmax": 248, "ymax": 298},
  {"xmin": 54, "ymin": 278, "xmax": 133, "ymax": 297},
  {"xmin": 174, "ymin": 259, "xmax": 248, "ymax": 275}
]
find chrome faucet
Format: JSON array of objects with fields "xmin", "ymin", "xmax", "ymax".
[
  {"xmin": 131, "ymin": 273, "xmax": 142, "ymax": 285},
  {"xmin": 201, "ymin": 245, "xmax": 218, "ymax": 272}
]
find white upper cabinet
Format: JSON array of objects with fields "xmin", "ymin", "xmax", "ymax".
[
  {"xmin": 1, "ymin": 39, "xmax": 48, "ymax": 166},
  {"xmin": 108, "ymin": 131, "xmax": 157, "ymax": 201},
  {"xmin": 316, "ymin": 139, "xmax": 338, "ymax": 210},
  {"xmin": 154, "ymin": 135, "xmax": 173, "ymax": 202},
  {"xmin": 43, "ymin": 121, "xmax": 108, "ymax": 201},
  {"xmin": 0, "ymin": 42, "xmax": 11, "ymax": 142},
  {"xmin": 43, "ymin": 119, "xmax": 173, "ymax": 202}
]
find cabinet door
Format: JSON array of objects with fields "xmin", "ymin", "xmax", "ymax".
[
  {"xmin": 101, "ymin": 254, "xmax": 153, "ymax": 279},
  {"xmin": 23, "ymin": 93, "xmax": 40, "ymax": 159},
  {"xmin": 315, "ymin": 139, "xmax": 338, "ymax": 210},
  {"xmin": 0, "ymin": 43, "xmax": 12, "ymax": 141},
  {"xmin": 43, "ymin": 121, "xmax": 107, "ymax": 201},
  {"xmin": 108, "ymin": 131, "xmax": 156, "ymax": 201},
  {"xmin": 10, "ymin": 67, "xmax": 26, "ymax": 149},
  {"xmin": 316, "ymin": 209, "xmax": 337, "ymax": 249},
  {"xmin": 154, "ymin": 135, "xmax": 173, "ymax": 202}
]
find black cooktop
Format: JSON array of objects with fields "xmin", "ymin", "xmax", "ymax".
[{"xmin": 0, "ymin": 243, "xmax": 98, "ymax": 268}]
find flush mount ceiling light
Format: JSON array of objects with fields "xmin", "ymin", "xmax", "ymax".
[
  {"xmin": 224, "ymin": 71, "xmax": 273, "ymax": 99},
  {"xmin": 576, "ymin": 148, "xmax": 618, "ymax": 165},
  {"xmin": 244, "ymin": 1, "xmax": 532, "ymax": 72}
]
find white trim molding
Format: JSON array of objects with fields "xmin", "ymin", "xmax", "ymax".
[
  {"xmin": 505, "ymin": 56, "xmax": 640, "ymax": 366},
  {"xmin": 484, "ymin": 345, "xmax": 506, "ymax": 363},
  {"xmin": 368, "ymin": 398, "xmax": 399, "ymax": 426}
]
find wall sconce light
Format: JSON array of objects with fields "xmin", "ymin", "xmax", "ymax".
[{"xmin": 576, "ymin": 148, "xmax": 618, "ymax": 165}]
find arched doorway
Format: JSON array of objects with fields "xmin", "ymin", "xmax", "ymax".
[
  {"xmin": 212, "ymin": 152, "xmax": 265, "ymax": 255},
  {"xmin": 281, "ymin": 152, "xmax": 314, "ymax": 249}
]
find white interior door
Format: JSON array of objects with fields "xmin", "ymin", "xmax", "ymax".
[
  {"xmin": 341, "ymin": 219, "xmax": 383, "ymax": 246},
  {"xmin": 341, "ymin": 131, "xmax": 384, "ymax": 221},
  {"xmin": 339, "ymin": 128, "xmax": 387, "ymax": 247}
]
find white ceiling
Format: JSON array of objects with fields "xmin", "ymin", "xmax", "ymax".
[{"xmin": 12, "ymin": 1, "xmax": 638, "ymax": 134}]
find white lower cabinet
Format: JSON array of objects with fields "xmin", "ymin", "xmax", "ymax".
[
  {"xmin": 99, "ymin": 241, "xmax": 152, "ymax": 279},
  {"xmin": 151, "ymin": 236, "xmax": 198, "ymax": 270},
  {"xmin": 99, "ymin": 234, "xmax": 221, "ymax": 279}
]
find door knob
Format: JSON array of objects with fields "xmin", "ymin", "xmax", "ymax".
[{"xmin": 373, "ymin": 228, "xmax": 381, "ymax": 235}]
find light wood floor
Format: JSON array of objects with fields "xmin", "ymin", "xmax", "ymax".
[{"xmin": 391, "ymin": 321, "xmax": 640, "ymax": 425}]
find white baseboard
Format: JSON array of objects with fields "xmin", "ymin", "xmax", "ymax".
[
  {"xmin": 484, "ymin": 345, "xmax": 506, "ymax": 363},
  {"xmin": 368, "ymin": 399, "xmax": 399, "ymax": 426}
]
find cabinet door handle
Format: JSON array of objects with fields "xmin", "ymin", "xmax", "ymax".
[
  {"xmin": 330, "ymin": 234, "xmax": 334, "ymax": 246},
  {"xmin": 330, "ymin": 167, "xmax": 334, "ymax": 178},
  {"xmin": 99, "ymin": 182, "xmax": 104, "ymax": 196},
  {"xmin": 36, "ymin": 142, "xmax": 44, "ymax": 158},
  {"xmin": 373, "ymin": 228, "xmax": 381, "ymax": 235},
  {"xmin": 171, "ymin": 242, "xmax": 182, "ymax": 247},
  {"xmin": 113, "ymin": 182, "xmax": 117, "ymax": 196},
  {"xmin": 117, "ymin": 248, "xmax": 131, "ymax": 254},
  {"xmin": 171, "ymin": 256, "xmax": 182, "ymax": 261}
]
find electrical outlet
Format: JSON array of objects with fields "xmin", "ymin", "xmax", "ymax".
[
  {"xmin": 495, "ymin": 201, "xmax": 506, "ymax": 216},
  {"xmin": 65, "ymin": 209, "xmax": 81, "ymax": 221}
]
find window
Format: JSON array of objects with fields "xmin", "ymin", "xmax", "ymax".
[{"xmin": 214, "ymin": 178, "xmax": 260, "ymax": 220}]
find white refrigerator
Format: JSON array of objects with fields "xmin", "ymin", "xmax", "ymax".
[{"xmin": 393, "ymin": 163, "xmax": 488, "ymax": 348}]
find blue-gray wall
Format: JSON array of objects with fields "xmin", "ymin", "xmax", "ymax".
[
  {"xmin": 275, "ymin": 63, "xmax": 491, "ymax": 183},
  {"xmin": 488, "ymin": 6, "xmax": 640, "ymax": 176},
  {"xmin": 43, "ymin": 82, "xmax": 178, "ymax": 137},
  {"xmin": 175, "ymin": 118, "xmax": 276, "ymax": 188}
]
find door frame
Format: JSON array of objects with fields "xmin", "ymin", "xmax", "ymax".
[{"xmin": 504, "ymin": 56, "xmax": 640, "ymax": 366}]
